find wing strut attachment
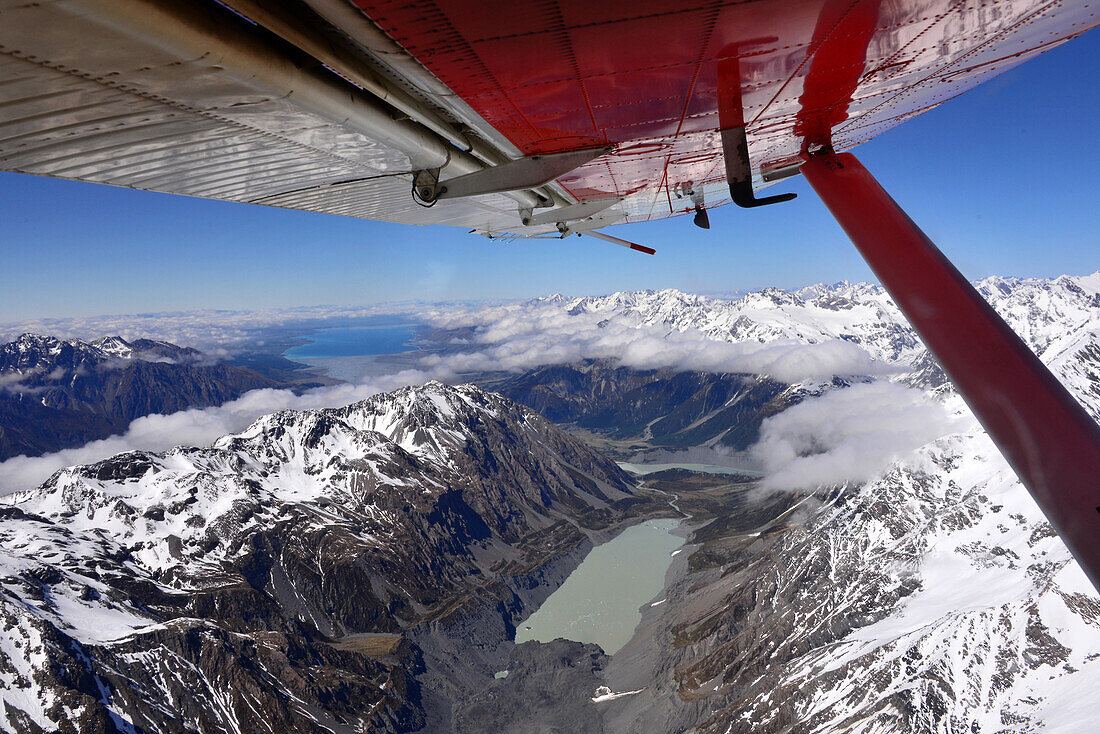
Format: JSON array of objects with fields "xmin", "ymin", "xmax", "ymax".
[
  {"xmin": 414, "ymin": 147, "xmax": 610, "ymax": 203},
  {"xmin": 718, "ymin": 53, "xmax": 796, "ymax": 208},
  {"xmin": 802, "ymin": 150, "xmax": 1100, "ymax": 593}
]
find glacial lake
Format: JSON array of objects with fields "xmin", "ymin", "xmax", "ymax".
[
  {"xmin": 284, "ymin": 324, "xmax": 419, "ymax": 359},
  {"xmin": 515, "ymin": 518, "xmax": 685, "ymax": 655}
]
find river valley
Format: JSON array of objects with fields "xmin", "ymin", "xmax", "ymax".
[{"xmin": 445, "ymin": 462, "xmax": 804, "ymax": 733}]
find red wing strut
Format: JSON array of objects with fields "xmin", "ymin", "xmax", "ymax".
[{"xmin": 803, "ymin": 152, "xmax": 1100, "ymax": 593}]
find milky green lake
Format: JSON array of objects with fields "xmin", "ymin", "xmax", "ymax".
[{"xmin": 514, "ymin": 518, "xmax": 685, "ymax": 655}]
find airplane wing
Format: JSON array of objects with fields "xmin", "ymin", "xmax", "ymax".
[
  {"xmin": 4, "ymin": 0, "xmax": 1100, "ymax": 593},
  {"xmin": 1, "ymin": 0, "xmax": 1092, "ymax": 236}
]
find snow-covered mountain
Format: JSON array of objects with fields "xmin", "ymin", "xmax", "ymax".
[
  {"xmin": 500, "ymin": 274, "xmax": 1099, "ymax": 458},
  {"xmin": 566, "ymin": 275, "xmax": 1100, "ymax": 733},
  {"xmin": 0, "ymin": 381, "xmax": 638, "ymax": 733},
  {"xmin": 1, "ymin": 333, "xmax": 201, "ymax": 368},
  {"xmin": 560, "ymin": 282, "xmax": 921, "ymax": 364},
  {"xmin": 556, "ymin": 273, "xmax": 1100, "ymax": 397},
  {"xmin": 1, "ymin": 274, "xmax": 1098, "ymax": 733}
]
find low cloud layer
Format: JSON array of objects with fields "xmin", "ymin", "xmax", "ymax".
[
  {"xmin": 751, "ymin": 382, "xmax": 962, "ymax": 491},
  {"xmin": 1, "ymin": 295, "xmax": 906, "ymax": 494},
  {"xmin": 5, "ymin": 294, "xmax": 895, "ymax": 383},
  {"xmin": 421, "ymin": 301, "xmax": 894, "ymax": 383},
  {"xmin": 0, "ymin": 370, "xmax": 431, "ymax": 494},
  {"xmin": 0, "ymin": 369, "xmax": 41, "ymax": 393}
]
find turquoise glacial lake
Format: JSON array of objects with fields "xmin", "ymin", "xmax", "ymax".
[{"xmin": 515, "ymin": 518, "xmax": 685, "ymax": 655}]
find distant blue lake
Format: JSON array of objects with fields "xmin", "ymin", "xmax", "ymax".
[{"xmin": 284, "ymin": 324, "xmax": 418, "ymax": 359}]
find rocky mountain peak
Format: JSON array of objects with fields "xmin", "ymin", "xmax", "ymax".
[
  {"xmin": 8, "ymin": 380, "xmax": 632, "ymax": 563},
  {"xmin": 338, "ymin": 381, "xmax": 526, "ymax": 464},
  {"xmin": 89, "ymin": 335, "xmax": 134, "ymax": 358},
  {"xmin": 14, "ymin": 332, "xmax": 62, "ymax": 350},
  {"xmin": 0, "ymin": 370, "xmax": 651, "ymax": 733},
  {"xmin": 3, "ymin": 333, "xmax": 83, "ymax": 370}
]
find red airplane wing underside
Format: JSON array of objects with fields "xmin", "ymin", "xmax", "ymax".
[
  {"xmin": 354, "ymin": 0, "xmax": 1095, "ymax": 222},
  {"xmin": 1, "ymin": 0, "xmax": 1094, "ymax": 233}
]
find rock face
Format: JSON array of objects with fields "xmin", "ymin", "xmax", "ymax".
[
  {"xmin": 0, "ymin": 382, "xmax": 639, "ymax": 733},
  {"xmin": 0, "ymin": 334, "xmax": 283, "ymax": 460},
  {"xmin": 454, "ymin": 640, "xmax": 610, "ymax": 733}
]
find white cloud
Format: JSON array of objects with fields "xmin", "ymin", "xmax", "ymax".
[
  {"xmin": 419, "ymin": 301, "xmax": 895, "ymax": 383},
  {"xmin": 750, "ymin": 382, "xmax": 964, "ymax": 491},
  {"xmin": 4, "ymin": 293, "xmax": 894, "ymax": 383},
  {"xmin": 0, "ymin": 370, "xmax": 432, "ymax": 494},
  {"xmin": 0, "ymin": 294, "xmax": 904, "ymax": 494},
  {"xmin": 0, "ymin": 370, "xmax": 34, "ymax": 388},
  {"xmin": 0, "ymin": 367, "xmax": 47, "ymax": 394}
]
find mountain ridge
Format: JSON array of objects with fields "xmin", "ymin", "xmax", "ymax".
[
  {"xmin": 0, "ymin": 333, "xmax": 286, "ymax": 460},
  {"xmin": 0, "ymin": 380, "xmax": 652, "ymax": 733},
  {"xmin": 550, "ymin": 273, "xmax": 1100, "ymax": 733},
  {"xmin": 1, "ymin": 273, "xmax": 1098, "ymax": 732}
]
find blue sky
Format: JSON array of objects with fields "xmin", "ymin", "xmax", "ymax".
[{"xmin": 0, "ymin": 29, "xmax": 1096, "ymax": 321}]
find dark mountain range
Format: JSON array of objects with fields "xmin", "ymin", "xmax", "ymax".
[
  {"xmin": 0, "ymin": 334, "xmax": 285, "ymax": 460},
  {"xmin": 0, "ymin": 382, "xmax": 657, "ymax": 733},
  {"xmin": 487, "ymin": 361, "xmax": 820, "ymax": 453}
]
